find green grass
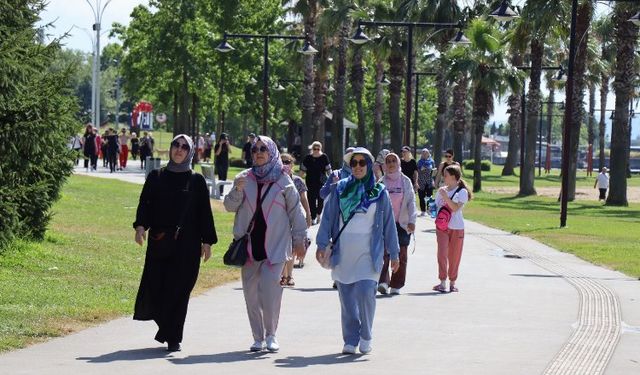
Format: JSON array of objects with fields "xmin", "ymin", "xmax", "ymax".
[
  {"xmin": 0, "ymin": 175, "xmax": 238, "ymax": 352},
  {"xmin": 464, "ymin": 192, "xmax": 640, "ymax": 278},
  {"xmin": 462, "ymin": 165, "xmax": 640, "ymax": 189}
]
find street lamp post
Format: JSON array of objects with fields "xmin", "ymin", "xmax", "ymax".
[
  {"xmin": 84, "ymin": 0, "xmax": 113, "ymax": 130},
  {"xmin": 413, "ymin": 72, "xmax": 437, "ymax": 157},
  {"xmin": 216, "ymin": 33, "xmax": 317, "ymax": 135},
  {"xmin": 352, "ymin": 20, "xmax": 466, "ymax": 147}
]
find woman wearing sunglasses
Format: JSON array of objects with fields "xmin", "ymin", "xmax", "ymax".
[
  {"xmin": 316, "ymin": 147, "xmax": 399, "ymax": 355},
  {"xmin": 133, "ymin": 134, "xmax": 217, "ymax": 352},
  {"xmin": 434, "ymin": 148, "xmax": 460, "ymax": 187},
  {"xmin": 224, "ymin": 136, "xmax": 307, "ymax": 353}
]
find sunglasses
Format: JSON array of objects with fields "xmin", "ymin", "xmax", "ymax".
[
  {"xmin": 251, "ymin": 145, "xmax": 269, "ymax": 153},
  {"xmin": 445, "ymin": 154, "xmax": 453, "ymax": 158},
  {"xmin": 282, "ymin": 159, "xmax": 292, "ymax": 165},
  {"xmin": 312, "ymin": 147, "xmax": 320, "ymax": 151},
  {"xmin": 171, "ymin": 141, "xmax": 190, "ymax": 151},
  {"xmin": 350, "ymin": 158, "xmax": 367, "ymax": 168}
]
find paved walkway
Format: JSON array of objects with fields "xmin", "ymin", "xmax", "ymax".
[{"xmin": 1, "ymin": 167, "xmax": 639, "ymax": 374}]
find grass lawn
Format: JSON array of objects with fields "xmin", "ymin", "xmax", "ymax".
[
  {"xmin": 464, "ymin": 192, "xmax": 640, "ymax": 278},
  {"xmin": 462, "ymin": 165, "xmax": 640, "ymax": 189},
  {"xmin": 0, "ymin": 175, "xmax": 238, "ymax": 352}
]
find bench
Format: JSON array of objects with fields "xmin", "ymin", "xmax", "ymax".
[{"xmin": 200, "ymin": 164, "xmax": 233, "ymax": 199}]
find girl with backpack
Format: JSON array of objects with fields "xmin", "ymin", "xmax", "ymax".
[{"xmin": 432, "ymin": 164, "xmax": 472, "ymax": 294}]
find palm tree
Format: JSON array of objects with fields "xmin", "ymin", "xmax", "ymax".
[
  {"xmin": 585, "ymin": 38, "xmax": 606, "ymax": 177},
  {"xmin": 607, "ymin": 3, "xmax": 639, "ymax": 206},
  {"xmin": 451, "ymin": 73, "xmax": 468, "ymax": 164},
  {"xmin": 448, "ymin": 19, "xmax": 519, "ymax": 192},
  {"xmin": 592, "ymin": 16, "xmax": 615, "ymax": 173}
]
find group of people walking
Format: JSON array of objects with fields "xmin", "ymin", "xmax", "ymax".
[
  {"xmin": 79, "ymin": 124, "xmax": 154, "ymax": 172},
  {"xmin": 132, "ymin": 135, "xmax": 471, "ymax": 356}
]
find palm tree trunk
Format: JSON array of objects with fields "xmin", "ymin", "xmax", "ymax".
[
  {"xmin": 607, "ymin": 3, "xmax": 638, "ymax": 206},
  {"xmin": 312, "ymin": 38, "xmax": 330, "ymax": 145},
  {"xmin": 301, "ymin": 2, "xmax": 317, "ymax": 154},
  {"xmin": 502, "ymin": 54, "xmax": 523, "ymax": 176},
  {"xmin": 452, "ymin": 74, "xmax": 468, "ymax": 165},
  {"xmin": 350, "ymin": 45, "xmax": 366, "ymax": 147},
  {"xmin": 434, "ymin": 65, "xmax": 449, "ymax": 165},
  {"xmin": 388, "ymin": 50, "xmax": 404, "ymax": 153},
  {"xmin": 545, "ymin": 86, "xmax": 555, "ymax": 173},
  {"xmin": 373, "ymin": 59, "xmax": 384, "ymax": 155},
  {"xmin": 587, "ymin": 83, "xmax": 596, "ymax": 176},
  {"xmin": 472, "ymin": 87, "xmax": 491, "ymax": 192},
  {"xmin": 520, "ymin": 38, "xmax": 542, "ymax": 196},
  {"xmin": 331, "ymin": 19, "xmax": 349, "ymax": 169},
  {"xmin": 599, "ymin": 72, "xmax": 609, "ymax": 171},
  {"xmin": 567, "ymin": 1, "xmax": 593, "ymax": 201}
]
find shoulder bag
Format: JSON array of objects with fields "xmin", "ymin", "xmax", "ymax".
[
  {"xmin": 318, "ymin": 211, "xmax": 357, "ymax": 270},
  {"xmin": 224, "ymin": 182, "xmax": 274, "ymax": 267}
]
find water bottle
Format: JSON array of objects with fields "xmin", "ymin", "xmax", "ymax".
[{"xmin": 428, "ymin": 197, "xmax": 437, "ymax": 218}]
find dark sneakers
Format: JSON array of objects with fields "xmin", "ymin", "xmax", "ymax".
[{"xmin": 167, "ymin": 342, "xmax": 181, "ymax": 352}]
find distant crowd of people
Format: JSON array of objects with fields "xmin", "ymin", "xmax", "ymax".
[{"xmin": 131, "ymin": 133, "xmax": 473, "ymax": 356}]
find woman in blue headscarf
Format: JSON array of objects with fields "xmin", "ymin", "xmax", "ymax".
[
  {"xmin": 315, "ymin": 147, "xmax": 400, "ymax": 355},
  {"xmin": 224, "ymin": 135, "xmax": 308, "ymax": 353},
  {"xmin": 133, "ymin": 134, "xmax": 217, "ymax": 352}
]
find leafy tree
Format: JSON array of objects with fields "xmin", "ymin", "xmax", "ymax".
[{"xmin": 0, "ymin": 0, "xmax": 79, "ymax": 247}]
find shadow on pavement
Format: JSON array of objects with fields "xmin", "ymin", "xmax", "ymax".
[
  {"xmin": 76, "ymin": 347, "xmax": 168, "ymax": 362},
  {"xmin": 274, "ymin": 353, "xmax": 368, "ymax": 368},
  {"xmin": 405, "ymin": 291, "xmax": 445, "ymax": 297},
  {"xmin": 169, "ymin": 350, "xmax": 269, "ymax": 364},
  {"xmin": 290, "ymin": 287, "xmax": 337, "ymax": 292}
]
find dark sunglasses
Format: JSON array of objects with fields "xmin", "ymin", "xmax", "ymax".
[
  {"xmin": 171, "ymin": 140, "xmax": 190, "ymax": 151},
  {"xmin": 252, "ymin": 145, "xmax": 269, "ymax": 153},
  {"xmin": 312, "ymin": 147, "xmax": 320, "ymax": 151},
  {"xmin": 445, "ymin": 154, "xmax": 453, "ymax": 158},
  {"xmin": 282, "ymin": 159, "xmax": 292, "ymax": 165},
  {"xmin": 349, "ymin": 158, "xmax": 367, "ymax": 168}
]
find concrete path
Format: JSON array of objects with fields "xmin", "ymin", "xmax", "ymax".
[{"xmin": 1, "ymin": 168, "xmax": 639, "ymax": 374}]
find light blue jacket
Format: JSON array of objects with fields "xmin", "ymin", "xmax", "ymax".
[{"xmin": 316, "ymin": 186, "xmax": 400, "ymax": 273}]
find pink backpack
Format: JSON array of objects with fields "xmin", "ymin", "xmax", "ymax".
[{"xmin": 434, "ymin": 187, "xmax": 463, "ymax": 231}]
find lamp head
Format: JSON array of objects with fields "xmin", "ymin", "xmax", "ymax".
[
  {"xmin": 348, "ymin": 25, "xmax": 370, "ymax": 45},
  {"xmin": 298, "ymin": 40, "xmax": 319, "ymax": 55},
  {"xmin": 215, "ymin": 37, "xmax": 234, "ymax": 53},
  {"xmin": 490, "ymin": 0, "xmax": 519, "ymax": 22}
]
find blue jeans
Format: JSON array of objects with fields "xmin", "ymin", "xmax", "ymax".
[{"xmin": 336, "ymin": 280, "xmax": 377, "ymax": 346}]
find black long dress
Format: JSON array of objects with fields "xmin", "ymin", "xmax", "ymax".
[{"xmin": 133, "ymin": 168, "xmax": 217, "ymax": 345}]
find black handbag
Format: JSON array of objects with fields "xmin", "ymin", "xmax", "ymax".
[
  {"xmin": 146, "ymin": 171, "xmax": 196, "ymax": 259},
  {"xmin": 224, "ymin": 183, "xmax": 274, "ymax": 267}
]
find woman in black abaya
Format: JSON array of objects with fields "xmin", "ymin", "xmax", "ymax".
[{"xmin": 133, "ymin": 134, "xmax": 217, "ymax": 352}]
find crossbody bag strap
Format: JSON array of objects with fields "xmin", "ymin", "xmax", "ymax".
[
  {"xmin": 244, "ymin": 182, "xmax": 274, "ymax": 235},
  {"xmin": 175, "ymin": 172, "xmax": 197, "ymax": 239},
  {"xmin": 332, "ymin": 210, "xmax": 357, "ymax": 245}
]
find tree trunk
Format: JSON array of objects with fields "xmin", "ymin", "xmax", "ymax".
[
  {"xmin": 607, "ymin": 3, "xmax": 638, "ymax": 206},
  {"xmin": 173, "ymin": 89, "xmax": 179, "ymax": 137},
  {"xmin": 179, "ymin": 68, "xmax": 190, "ymax": 136},
  {"xmin": 545, "ymin": 85, "xmax": 555, "ymax": 173},
  {"xmin": 587, "ymin": 83, "xmax": 596, "ymax": 176},
  {"xmin": 312, "ymin": 38, "xmax": 330, "ymax": 145},
  {"xmin": 388, "ymin": 50, "xmax": 404, "ymax": 154},
  {"xmin": 434, "ymin": 64, "xmax": 449, "ymax": 165},
  {"xmin": 452, "ymin": 74, "xmax": 468, "ymax": 165},
  {"xmin": 301, "ymin": 2, "xmax": 317, "ymax": 155},
  {"xmin": 331, "ymin": 19, "xmax": 349, "ymax": 169},
  {"xmin": 503, "ymin": 52, "xmax": 523, "ymax": 176},
  {"xmin": 373, "ymin": 59, "xmax": 384, "ymax": 155},
  {"xmin": 472, "ymin": 87, "xmax": 491, "ymax": 193},
  {"xmin": 350, "ymin": 45, "xmax": 366, "ymax": 147},
  {"xmin": 599, "ymin": 72, "xmax": 609, "ymax": 171},
  {"xmin": 566, "ymin": 1, "xmax": 592, "ymax": 201},
  {"xmin": 519, "ymin": 39, "xmax": 542, "ymax": 196}
]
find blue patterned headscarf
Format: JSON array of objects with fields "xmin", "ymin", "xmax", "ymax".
[
  {"xmin": 336, "ymin": 147, "xmax": 385, "ymax": 222},
  {"xmin": 251, "ymin": 135, "xmax": 283, "ymax": 183}
]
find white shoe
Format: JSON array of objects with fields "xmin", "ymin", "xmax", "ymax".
[
  {"xmin": 359, "ymin": 339, "xmax": 372, "ymax": 354},
  {"xmin": 250, "ymin": 340, "xmax": 265, "ymax": 352},
  {"xmin": 390, "ymin": 287, "xmax": 401, "ymax": 295},
  {"xmin": 420, "ymin": 211, "xmax": 426, "ymax": 217},
  {"xmin": 377, "ymin": 282, "xmax": 389, "ymax": 295},
  {"xmin": 342, "ymin": 344, "xmax": 357, "ymax": 354},
  {"xmin": 266, "ymin": 335, "xmax": 279, "ymax": 352}
]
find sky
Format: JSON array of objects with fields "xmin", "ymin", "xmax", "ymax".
[{"xmin": 39, "ymin": 0, "xmax": 638, "ymax": 140}]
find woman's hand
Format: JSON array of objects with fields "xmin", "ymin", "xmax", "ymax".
[
  {"xmin": 201, "ymin": 243, "xmax": 211, "ymax": 262},
  {"xmin": 135, "ymin": 226, "xmax": 146, "ymax": 246},
  {"xmin": 438, "ymin": 186, "xmax": 449, "ymax": 199},
  {"xmin": 316, "ymin": 248, "xmax": 326, "ymax": 264},
  {"xmin": 390, "ymin": 260, "xmax": 400, "ymax": 272},
  {"xmin": 306, "ymin": 214, "xmax": 312, "ymax": 228},
  {"xmin": 407, "ymin": 223, "xmax": 415, "ymax": 234}
]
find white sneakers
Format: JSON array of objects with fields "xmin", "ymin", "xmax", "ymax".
[
  {"xmin": 419, "ymin": 211, "xmax": 427, "ymax": 217},
  {"xmin": 266, "ymin": 335, "xmax": 279, "ymax": 352},
  {"xmin": 250, "ymin": 340, "xmax": 265, "ymax": 352},
  {"xmin": 342, "ymin": 344, "xmax": 357, "ymax": 354},
  {"xmin": 359, "ymin": 339, "xmax": 372, "ymax": 354},
  {"xmin": 377, "ymin": 282, "xmax": 389, "ymax": 295},
  {"xmin": 389, "ymin": 287, "xmax": 401, "ymax": 295}
]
